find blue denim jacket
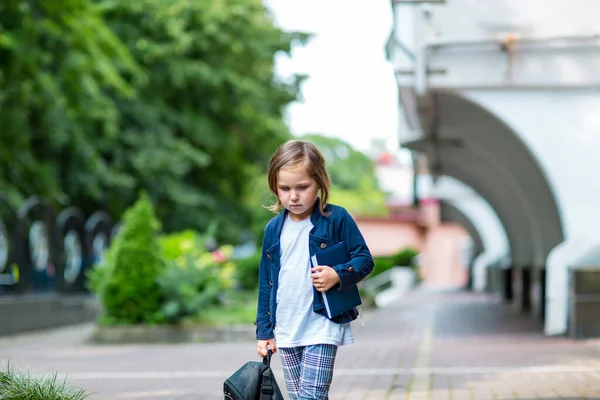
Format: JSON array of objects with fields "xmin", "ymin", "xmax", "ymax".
[{"xmin": 255, "ymin": 200, "xmax": 374, "ymax": 340}]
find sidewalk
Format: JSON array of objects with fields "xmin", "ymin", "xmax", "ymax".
[{"xmin": 1, "ymin": 288, "xmax": 599, "ymax": 399}]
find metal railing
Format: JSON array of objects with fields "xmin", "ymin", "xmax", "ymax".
[{"xmin": 361, "ymin": 268, "xmax": 396, "ymax": 293}]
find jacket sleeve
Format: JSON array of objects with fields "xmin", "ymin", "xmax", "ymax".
[
  {"xmin": 255, "ymin": 226, "xmax": 274, "ymax": 340},
  {"xmin": 332, "ymin": 208, "xmax": 374, "ymax": 289}
]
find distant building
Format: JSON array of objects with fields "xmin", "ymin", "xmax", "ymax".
[
  {"xmin": 355, "ymin": 142, "xmax": 470, "ymax": 289},
  {"xmin": 368, "ymin": 139, "xmax": 414, "ymax": 208}
]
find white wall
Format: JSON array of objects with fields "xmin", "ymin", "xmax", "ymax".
[
  {"xmin": 465, "ymin": 90, "xmax": 600, "ymax": 335},
  {"xmin": 431, "ymin": 176, "xmax": 510, "ymax": 291},
  {"xmin": 392, "ymin": 0, "xmax": 600, "ymax": 89},
  {"xmin": 465, "ymin": 90, "xmax": 600, "ymax": 242},
  {"xmin": 390, "ymin": 0, "xmax": 600, "ymax": 335}
]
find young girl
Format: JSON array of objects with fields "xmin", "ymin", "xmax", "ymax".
[{"xmin": 255, "ymin": 140, "xmax": 374, "ymax": 399}]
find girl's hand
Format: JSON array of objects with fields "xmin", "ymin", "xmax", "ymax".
[
  {"xmin": 257, "ymin": 338, "xmax": 277, "ymax": 358},
  {"xmin": 311, "ymin": 265, "xmax": 341, "ymax": 292}
]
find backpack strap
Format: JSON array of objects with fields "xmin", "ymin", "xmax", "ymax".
[
  {"xmin": 262, "ymin": 349, "xmax": 273, "ymax": 366},
  {"xmin": 260, "ymin": 369, "xmax": 275, "ymax": 400},
  {"xmin": 260, "ymin": 350, "xmax": 274, "ymax": 400}
]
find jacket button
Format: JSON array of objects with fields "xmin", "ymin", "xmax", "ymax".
[
  {"xmin": 320, "ymin": 243, "xmax": 327, "ymax": 249},
  {"xmin": 348, "ymin": 266, "xmax": 355, "ymax": 272},
  {"xmin": 267, "ymin": 311, "xmax": 271, "ymax": 315},
  {"xmin": 269, "ymin": 281, "xmax": 273, "ymax": 286},
  {"xmin": 267, "ymin": 254, "xmax": 271, "ymax": 259}
]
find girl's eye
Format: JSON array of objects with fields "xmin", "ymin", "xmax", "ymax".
[{"xmin": 298, "ymin": 186, "xmax": 308, "ymax": 190}]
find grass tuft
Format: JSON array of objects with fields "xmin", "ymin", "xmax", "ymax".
[{"xmin": 0, "ymin": 360, "xmax": 90, "ymax": 400}]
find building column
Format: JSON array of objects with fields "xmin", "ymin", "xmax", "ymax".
[
  {"xmin": 530, "ymin": 267, "xmax": 545, "ymax": 320},
  {"xmin": 512, "ymin": 266, "xmax": 531, "ymax": 311},
  {"xmin": 503, "ymin": 266, "xmax": 513, "ymax": 302}
]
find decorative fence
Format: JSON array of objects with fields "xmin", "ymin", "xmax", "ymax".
[{"xmin": 0, "ymin": 196, "xmax": 115, "ymax": 296}]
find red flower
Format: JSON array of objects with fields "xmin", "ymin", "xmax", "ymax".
[{"xmin": 212, "ymin": 250, "xmax": 226, "ymax": 263}]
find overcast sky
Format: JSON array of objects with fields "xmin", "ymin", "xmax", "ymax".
[{"xmin": 264, "ymin": 0, "xmax": 401, "ymax": 154}]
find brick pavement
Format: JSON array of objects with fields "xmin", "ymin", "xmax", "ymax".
[{"xmin": 1, "ymin": 288, "xmax": 600, "ymax": 399}]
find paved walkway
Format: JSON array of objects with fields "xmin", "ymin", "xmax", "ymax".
[{"xmin": 1, "ymin": 288, "xmax": 600, "ymax": 399}]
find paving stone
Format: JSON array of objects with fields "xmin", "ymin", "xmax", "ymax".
[{"xmin": 2, "ymin": 288, "xmax": 600, "ymax": 399}]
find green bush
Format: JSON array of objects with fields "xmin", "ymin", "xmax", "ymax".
[
  {"xmin": 391, "ymin": 248, "xmax": 418, "ymax": 266},
  {"xmin": 161, "ymin": 230, "xmax": 204, "ymax": 260},
  {"xmin": 102, "ymin": 246, "xmax": 165, "ymax": 324},
  {"xmin": 88, "ymin": 197, "xmax": 263, "ymax": 327},
  {"xmin": 234, "ymin": 251, "xmax": 261, "ymax": 290},
  {"xmin": 368, "ymin": 248, "xmax": 419, "ymax": 279},
  {"xmin": 157, "ymin": 231, "xmax": 236, "ymax": 324},
  {"xmin": 369, "ymin": 256, "xmax": 396, "ymax": 279},
  {"xmin": 88, "ymin": 192, "xmax": 165, "ymax": 325},
  {"xmin": 0, "ymin": 362, "xmax": 89, "ymax": 400},
  {"xmin": 158, "ymin": 257, "xmax": 225, "ymax": 324}
]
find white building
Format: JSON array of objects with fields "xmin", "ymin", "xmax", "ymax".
[{"xmin": 387, "ymin": 0, "xmax": 600, "ymax": 336}]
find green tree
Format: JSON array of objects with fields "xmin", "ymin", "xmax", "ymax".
[
  {"xmin": 244, "ymin": 166, "xmax": 277, "ymax": 241},
  {"xmin": 0, "ymin": 0, "xmax": 139, "ymax": 207},
  {"xmin": 99, "ymin": 0, "xmax": 307, "ymax": 240},
  {"xmin": 0, "ymin": 0, "xmax": 308, "ymax": 243}
]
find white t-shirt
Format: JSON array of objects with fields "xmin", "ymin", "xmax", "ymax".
[{"xmin": 274, "ymin": 214, "xmax": 353, "ymax": 348}]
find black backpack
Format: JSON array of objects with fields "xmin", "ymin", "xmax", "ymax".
[{"xmin": 224, "ymin": 350, "xmax": 284, "ymax": 400}]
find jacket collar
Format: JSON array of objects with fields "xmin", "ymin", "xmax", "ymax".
[
  {"xmin": 309, "ymin": 197, "xmax": 323, "ymax": 226},
  {"xmin": 273, "ymin": 197, "xmax": 324, "ymax": 238}
]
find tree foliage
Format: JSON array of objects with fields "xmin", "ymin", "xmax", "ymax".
[
  {"xmin": 99, "ymin": 0, "xmax": 307, "ymax": 237},
  {"xmin": 0, "ymin": 0, "xmax": 139, "ymax": 207},
  {"xmin": 0, "ymin": 0, "xmax": 307, "ymax": 242}
]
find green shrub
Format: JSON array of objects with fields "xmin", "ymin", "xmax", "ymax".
[
  {"xmin": 0, "ymin": 362, "xmax": 89, "ymax": 400},
  {"xmin": 234, "ymin": 251, "xmax": 261, "ymax": 290},
  {"xmin": 391, "ymin": 248, "xmax": 418, "ymax": 266},
  {"xmin": 88, "ymin": 192, "xmax": 165, "ymax": 325},
  {"xmin": 102, "ymin": 246, "xmax": 165, "ymax": 324},
  {"xmin": 368, "ymin": 248, "xmax": 419, "ymax": 280},
  {"xmin": 161, "ymin": 230, "xmax": 202, "ymax": 260},
  {"xmin": 369, "ymin": 256, "xmax": 396, "ymax": 279},
  {"xmin": 158, "ymin": 231, "xmax": 236, "ymax": 324},
  {"xmin": 158, "ymin": 256, "xmax": 225, "ymax": 324}
]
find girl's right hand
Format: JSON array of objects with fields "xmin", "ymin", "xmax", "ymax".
[{"xmin": 257, "ymin": 338, "xmax": 277, "ymax": 358}]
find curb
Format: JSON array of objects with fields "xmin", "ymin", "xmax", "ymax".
[{"xmin": 90, "ymin": 324, "xmax": 256, "ymax": 344}]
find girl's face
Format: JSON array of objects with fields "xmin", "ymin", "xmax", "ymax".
[{"xmin": 276, "ymin": 164, "xmax": 319, "ymax": 222}]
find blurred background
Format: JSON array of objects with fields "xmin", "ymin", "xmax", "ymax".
[{"xmin": 2, "ymin": 0, "xmax": 600, "ymax": 398}]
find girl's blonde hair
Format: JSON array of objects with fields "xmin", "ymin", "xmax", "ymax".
[{"xmin": 267, "ymin": 140, "xmax": 331, "ymax": 215}]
